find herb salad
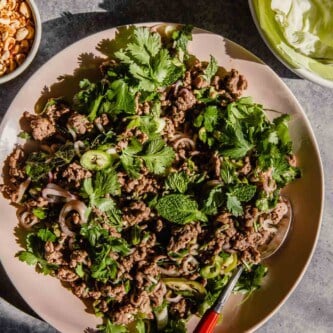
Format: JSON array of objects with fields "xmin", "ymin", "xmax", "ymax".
[{"xmin": 0, "ymin": 25, "xmax": 300, "ymax": 333}]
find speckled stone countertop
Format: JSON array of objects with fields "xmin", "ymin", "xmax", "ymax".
[{"xmin": 0, "ymin": 1, "xmax": 332, "ymax": 332}]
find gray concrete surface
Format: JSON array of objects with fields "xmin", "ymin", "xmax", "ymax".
[{"xmin": 0, "ymin": 1, "xmax": 332, "ymax": 332}]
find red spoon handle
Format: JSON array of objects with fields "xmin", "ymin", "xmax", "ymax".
[{"xmin": 195, "ymin": 310, "xmax": 220, "ymax": 333}]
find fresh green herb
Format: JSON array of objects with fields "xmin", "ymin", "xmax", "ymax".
[
  {"xmin": 165, "ymin": 171, "xmax": 190, "ymax": 193},
  {"xmin": 98, "ymin": 319, "xmax": 128, "ymax": 333},
  {"xmin": 234, "ymin": 264, "xmax": 268, "ymax": 294},
  {"xmin": 82, "ymin": 170, "xmax": 120, "ymax": 212},
  {"xmin": 25, "ymin": 152, "xmax": 51, "ymax": 181},
  {"xmin": 202, "ymin": 185, "xmax": 225, "ymax": 215},
  {"xmin": 140, "ymin": 138, "xmax": 175, "ymax": 175},
  {"xmin": 156, "ymin": 194, "xmax": 207, "ymax": 224},
  {"xmin": 32, "ymin": 208, "xmax": 47, "ymax": 220},
  {"xmin": 37, "ymin": 228, "xmax": 57, "ymax": 242},
  {"xmin": 163, "ymin": 319, "xmax": 187, "ymax": 333},
  {"xmin": 201, "ymin": 55, "xmax": 218, "ymax": 82},
  {"xmin": 18, "ymin": 131, "xmax": 31, "ymax": 139},
  {"xmin": 115, "ymin": 27, "xmax": 184, "ymax": 92}
]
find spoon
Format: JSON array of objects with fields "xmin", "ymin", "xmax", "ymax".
[{"xmin": 194, "ymin": 197, "xmax": 292, "ymax": 333}]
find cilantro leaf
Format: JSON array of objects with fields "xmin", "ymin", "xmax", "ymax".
[
  {"xmin": 202, "ymin": 55, "xmax": 218, "ymax": 82},
  {"xmin": 171, "ymin": 24, "xmax": 193, "ymax": 60},
  {"xmin": 17, "ymin": 251, "xmax": 39, "ymax": 265},
  {"xmin": 156, "ymin": 194, "xmax": 207, "ymax": 224},
  {"xmin": 32, "ymin": 208, "xmax": 47, "ymax": 220},
  {"xmin": 37, "ymin": 228, "xmax": 57, "ymax": 242},
  {"xmin": 98, "ymin": 319, "xmax": 128, "ymax": 333},
  {"xmin": 226, "ymin": 194, "xmax": 243, "ymax": 216},
  {"xmin": 107, "ymin": 79, "xmax": 136, "ymax": 115},
  {"xmin": 82, "ymin": 170, "xmax": 120, "ymax": 212},
  {"xmin": 17, "ymin": 251, "xmax": 58, "ymax": 275},
  {"xmin": 115, "ymin": 27, "xmax": 184, "ymax": 93},
  {"xmin": 141, "ymin": 139, "xmax": 175, "ymax": 174}
]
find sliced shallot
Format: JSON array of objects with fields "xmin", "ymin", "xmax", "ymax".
[
  {"xmin": 58, "ymin": 200, "xmax": 88, "ymax": 236},
  {"xmin": 42, "ymin": 183, "xmax": 77, "ymax": 203}
]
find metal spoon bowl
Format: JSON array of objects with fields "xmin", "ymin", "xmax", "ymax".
[{"xmin": 195, "ymin": 197, "xmax": 293, "ymax": 333}]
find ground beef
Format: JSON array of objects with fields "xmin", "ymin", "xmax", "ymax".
[
  {"xmin": 44, "ymin": 102, "xmax": 70, "ymax": 122},
  {"xmin": 29, "ymin": 116, "xmax": 57, "ymax": 141},
  {"xmin": 167, "ymin": 222, "xmax": 201, "ymax": 252},
  {"xmin": 118, "ymin": 172, "xmax": 160, "ymax": 197},
  {"xmin": 122, "ymin": 201, "xmax": 151, "ymax": 226},
  {"xmin": 62, "ymin": 162, "xmax": 92, "ymax": 187},
  {"xmin": 110, "ymin": 303, "xmax": 138, "ymax": 325},
  {"xmin": 67, "ymin": 112, "xmax": 93, "ymax": 135},
  {"xmin": 57, "ymin": 267, "xmax": 79, "ymax": 282},
  {"xmin": 224, "ymin": 69, "xmax": 248, "ymax": 98},
  {"xmin": 169, "ymin": 298, "xmax": 189, "ymax": 318},
  {"xmin": 7, "ymin": 146, "xmax": 26, "ymax": 180},
  {"xmin": 175, "ymin": 88, "xmax": 197, "ymax": 112},
  {"xmin": 94, "ymin": 114, "xmax": 109, "ymax": 128},
  {"xmin": 101, "ymin": 284, "xmax": 127, "ymax": 302}
]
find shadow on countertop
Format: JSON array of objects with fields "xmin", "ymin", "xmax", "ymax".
[{"xmin": 0, "ymin": 0, "xmax": 298, "ymax": 118}]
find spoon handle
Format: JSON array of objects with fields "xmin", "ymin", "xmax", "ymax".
[{"xmin": 195, "ymin": 266, "xmax": 244, "ymax": 333}]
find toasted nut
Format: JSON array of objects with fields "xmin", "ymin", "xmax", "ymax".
[
  {"xmin": 0, "ymin": 16, "xmax": 10, "ymax": 25},
  {"xmin": 15, "ymin": 52, "xmax": 25, "ymax": 65},
  {"xmin": 0, "ymin": 65, "xmax": 6, "ymax": 76},
  {"xmin": 7, "ymin": 26, "xmax": 16, "ymax": 36},
  {"xmin": 3, "ymin": 36, "xmax": 15, "ymax": 50},
  {"xmin": 7, "ymin": 0, "xmax": 16, "ymax": 11},
  {"xmin": 11, "ymin": 43, "xmax": 20, "ymax": 54},
  {"xmin": 0, "ymin": 0, "xmax": 7, "ymax": 10},
  {"xmin": 19, "ymin": 1, "xmax": 30, "ymax": 18},
  {"xmin": 10, "ymin": 19, "xmax": 21, "ymax": 30},
  {"xmin": 15, "ymin": 27, "xmax": 28, "ymax": 41},
  {"xmin": 1, "ymin": 50, "xmax": 10, "ymax": 60},
  {"xmin": 1, "ymin": 31, "xmax": 9, "ymax": 41},
  {"xmin": 8, "ymin": 58, "xmax": 16, "ymax": 72},
  {"xmin": 26, "ymin": 25, "xmax": 34, "ymax": 39},
  {"xmin": 20, "ymin": 39, "xmax": 29, "ymax": 52}
]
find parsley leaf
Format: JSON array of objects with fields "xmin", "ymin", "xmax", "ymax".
[{"xmin": 156, "ymin": 194, "xmax": 207, "ymax": 224}]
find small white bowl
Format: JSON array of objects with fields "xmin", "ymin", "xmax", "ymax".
[
  {"xmin": 248, "ymin": 0, "xmax": 333, "ymax": 89},
  {"xmin": 0, "ymin": 0, "xmax": 42, "ymax": 84}
]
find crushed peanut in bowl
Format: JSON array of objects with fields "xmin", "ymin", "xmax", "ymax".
[{"xmin": 0, "ymin": 0, "xmax": 41, "ymax": 83}]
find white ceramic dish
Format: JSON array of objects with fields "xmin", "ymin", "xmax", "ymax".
[
  {"xmin": 0, "ymin": 0, "xmax": 42, "ymax": 84},
  {"xmin": 0, "ymin": 23, "xmax": 324, "ymax": 333},
  {"xmin": 248, "ymin": 0, "xmax": 333, "ymax": 89}
]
